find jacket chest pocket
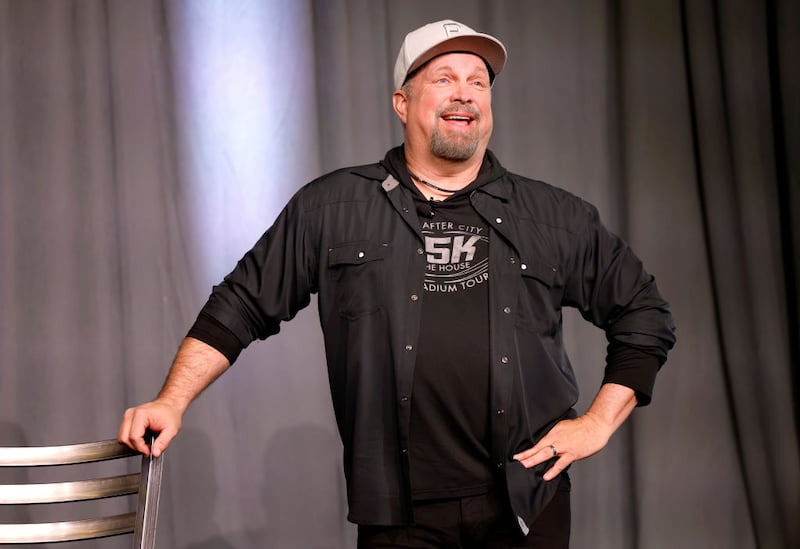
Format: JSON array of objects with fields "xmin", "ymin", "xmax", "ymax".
[
  {"xmin": 516, "ymin": 261, "xmax": 562, "ymax": 335},
  {"xmin": 327, "ymin": 241, "xmax": 390, "ymax": 320}
]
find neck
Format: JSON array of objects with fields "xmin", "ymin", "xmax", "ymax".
[
  {"xmin": 407, "ymin": 170, "xmax": 458, "ymax": 201},
  {"xmin": 404, "ymin": 149, "xmax": 484, "ymax": 194}
]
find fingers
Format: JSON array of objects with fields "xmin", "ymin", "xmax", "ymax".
[
  {"xmin": 118, "ymin": 408, "xmax": 141, "ymax": 453},
  {"xmin": 149, "ymin": 425, "xmax": 177, "ymax": 458},
  {"xmin": 513, "ymin": 443, "xmax": 573, "ymax": 481},
  {"xmin": 512, "ymin": 421, "xmax": 575, "ymax": 479},
  {"xmin": 118, "ymin": 407, "xmax": 153, "ymax": 456},
  {"xmin": 117, "ymin": 402, "xmax": 181, "ymax": 458},
  {"xmin": 513, "ymin": 443, "xmax": 561, "ymax": 469},
  {"xmin": 542, "ymin": 456, "xmax": 570, "ymax": 481},
  {"xmin": 513, "ymin": 415, "xmax": 613, "ymax": 481}
]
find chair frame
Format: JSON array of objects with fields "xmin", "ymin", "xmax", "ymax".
[{"xmin": 0, "ymin": 435, "xmax": 163, "ymax": 547}]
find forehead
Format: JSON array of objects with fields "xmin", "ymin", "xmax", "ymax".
[{"xmin": 418, "ymin": 52, "xmax": 490, "ymax": 75}]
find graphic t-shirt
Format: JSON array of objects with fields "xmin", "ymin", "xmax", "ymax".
[{"xmin": 409, "ymin": 190, "xmax": 494, "ymax": 500}]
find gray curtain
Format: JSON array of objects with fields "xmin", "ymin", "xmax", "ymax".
[{"xmin": 1, "ymin": 1, "xmax": 797, "ymax": 548}]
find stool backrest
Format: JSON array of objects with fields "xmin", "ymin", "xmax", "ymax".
[{"xmin": 0, "ymin": 435, "xmax": 163, "ymax": 547}]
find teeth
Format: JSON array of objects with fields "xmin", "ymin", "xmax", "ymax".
[{"xmin": 444, "ymin": 115, "xmax": 471, "ymax": 121}]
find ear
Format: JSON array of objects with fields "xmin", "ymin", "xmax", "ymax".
[{"xmin": 392, "ymin": 89, "xmax": 409, "ymax": 125}]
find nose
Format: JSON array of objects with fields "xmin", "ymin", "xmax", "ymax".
[{"xmin": 450, "ymin": 80, "xmax": 474, "ymax": 103}]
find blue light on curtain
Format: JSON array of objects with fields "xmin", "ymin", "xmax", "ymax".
[
  {"xmin": 163, "ymin": 2, "xmax": 347, "ymax": 543},
  {"xmin": 172, "ymin": 0, "xmax": 320, "ymax": 283}
]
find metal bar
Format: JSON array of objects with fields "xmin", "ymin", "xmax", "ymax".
[
  {"xmin": 0, "ymin": 513, "xmax": 136, "ymax": 543},
  {"xmin": 0, "ymin": 473, "xmax": 140, "ymax": 504},
  {"xmin": 132, "ymin": 450, "xmax": 164, "ymax": 549},
  {"xmin": 0, "ymin": 440, "xmax": 136, "ymax": 467}
]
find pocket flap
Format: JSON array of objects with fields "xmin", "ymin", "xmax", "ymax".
[
  {"xmin": 328, "ymin": 241, "xmax": 389, "ymax": 267},
  {"xmin": 521, "ymin": 261, "xmax": 557, "ymax": 287}
]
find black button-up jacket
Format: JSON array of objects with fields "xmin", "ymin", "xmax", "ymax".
[{"xmin": 198, "ymin": 147, "xmax": 676, "ymax": 532}]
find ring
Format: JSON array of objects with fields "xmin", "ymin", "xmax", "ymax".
[{"xmin": 550, "ymin": 444, "xmax": 558, "ymax": 456}]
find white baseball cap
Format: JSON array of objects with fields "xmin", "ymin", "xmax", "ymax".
[{"xmin": 393, "ymin": 19, "xmax": 507, "ymax": 90}]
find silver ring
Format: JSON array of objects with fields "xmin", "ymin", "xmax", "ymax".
[{"xmin": 550, "ymin": 444, "xmax": 558, "ymax": 456}]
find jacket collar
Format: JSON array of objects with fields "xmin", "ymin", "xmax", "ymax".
[
  {"xmin": 350, "ymin": 162, "xmax": 390, "ymax": 181},
  {"xmin": 372, "ymin": 145, "xmax": 511, "ymax": 202},
  {"xmin": 478, "ymin": 171, "xmax": 512, "ymax": 202}
]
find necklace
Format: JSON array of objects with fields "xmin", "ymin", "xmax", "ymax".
[{"xmin": 407, "ymin": 170, "xmax": 457, "ymax": 194}]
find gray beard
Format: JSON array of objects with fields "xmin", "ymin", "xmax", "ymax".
[{"xmin": 429, "ymin": 128, "xmax": 480, "ymax": 160}]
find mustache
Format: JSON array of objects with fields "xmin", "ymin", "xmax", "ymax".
[{"xmin": 437, "ymin": 104, "xmax": 480, "ymax": 120}]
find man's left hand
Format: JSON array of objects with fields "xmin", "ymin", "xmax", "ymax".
[
  {"xmin": 512, "ymin": 383, "xmax": 638, "ymax": 481},
  {"xmin": 512, "ymin": 413, "xmax": 613, "ymax": 481}
]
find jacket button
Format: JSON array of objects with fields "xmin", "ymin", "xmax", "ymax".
[
  {"xmin": 521, "ymin": 263, "xmax": 528, "ymax": 271},
  {"xmin": 417, "ymin": 248, "xmax": 424, "ymax": 255},
  {"xmin": 400, "ymin": 396, "xmax": 409, "ymax": 403},
  {"xmin": 500, "ymin": 356, "xmax": 509, "ymax": 364},
  {"xmin": 357, "ymin": 251, "xmax": 365, "ymax": 259},
  {"xmin": 497, "ymin": 409, "xmax": 505, "ymax": 415},
  {"xmin": 401, "ymin": 448, "xmax": 408, "ymax": 454},
  {"xmin": 495, "ymin": 217, "xmax": 503, "ymax": 224},
  {"xmin": 410, "ymin": 294, "xmax": 418, "ymax": 301},
  {"xmin": 405, "ymin": 344, "xmax": 413, "ymax": 351},
  {"xmin": 503, "ymin": 306, "xmax": 511, "ymax": 314}
]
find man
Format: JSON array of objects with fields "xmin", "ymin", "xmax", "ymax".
[{"xmin": 119, "ymin": 20, "xmax": 675, "ymax": 548}]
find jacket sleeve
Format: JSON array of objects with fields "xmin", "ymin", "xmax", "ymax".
[
  {"xmin": 565, "ymin": 201, "xmax": 676, "ymax": 404},
  {"xmin": 191, "ymin": 189, "xmax": 318, "ymax": 357}
]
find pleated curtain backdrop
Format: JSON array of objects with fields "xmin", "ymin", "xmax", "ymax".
[{"xmin": 1, "ymin": 1, "xmax": 797, "ymax": 548}]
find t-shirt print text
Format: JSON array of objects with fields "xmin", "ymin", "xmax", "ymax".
[{"xmin": 422, "ymin": 220, "xmax": 489, "ymax": 294}]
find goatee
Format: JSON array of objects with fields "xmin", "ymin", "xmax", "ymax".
[
  {"xmin": 430, "ymin": 104, "xmax": 481, "ymax": 161},
  {"xmin": 430, "ymin": 129, "xmax": 479, "ymax": 160}
]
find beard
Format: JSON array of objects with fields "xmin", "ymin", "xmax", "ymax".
[
  {"xmin": 430, "ymin": 128, "xmax": 480, "ymax": 160},
  {"xmin": 429, "ymin": 105, "xmax": 482, "ymax": 161}
]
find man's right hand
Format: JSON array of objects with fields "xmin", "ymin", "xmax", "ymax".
[
  {"xmin": 117, "ymin": 337, "xmax": 232, "ymax": 457},
  {"xmin": 118, "ymin": 399, "xmax": 183, "ymax": 458}
]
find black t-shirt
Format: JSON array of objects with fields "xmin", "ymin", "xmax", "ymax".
[{"xmin": 409, "ymin": 188, "xmax": 495, "ymax": 500}]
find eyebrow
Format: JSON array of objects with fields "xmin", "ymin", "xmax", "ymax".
[{"xmin": 430, "ymin": 64, "xmax": 490, "ymax": 77}]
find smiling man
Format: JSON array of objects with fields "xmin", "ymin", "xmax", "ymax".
[
  {"xmin": 397, "ymin": 55, "xmax": 491, "ymax": 166},
  {"xmin": 119, "ymin": 20, "xmax": 675, "ymax": 548}
]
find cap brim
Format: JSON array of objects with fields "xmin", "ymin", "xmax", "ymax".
[{"xmin": 405, "ymin": 34, "xmax": 507, "ymax": 84}]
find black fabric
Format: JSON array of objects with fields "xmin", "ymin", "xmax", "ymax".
[
  {"xmin": 192, "ymin": 145, "xmax": 675, "ymax": 529},
  {"xmin": 186, "ymin": 311, "xmax": 244, "ymax": 364},
  {"xmin": 410, "ymin": 190, "xmax": 493, "ymax": 500},
  {"xmin": 384, "ymin": 147, "xmax": 664, "ymax": 404},
  {"xmin": 603, "ymin": 342, "xmax": 662, "ymax": 406},
  {"xmin": 357, "ymin": 476, "xmax": 571, "ymax": 549}
]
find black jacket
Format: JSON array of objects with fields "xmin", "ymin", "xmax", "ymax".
[{"xmin": 195, "ymin": 146, "xmax": 676, "ymax": 532}]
